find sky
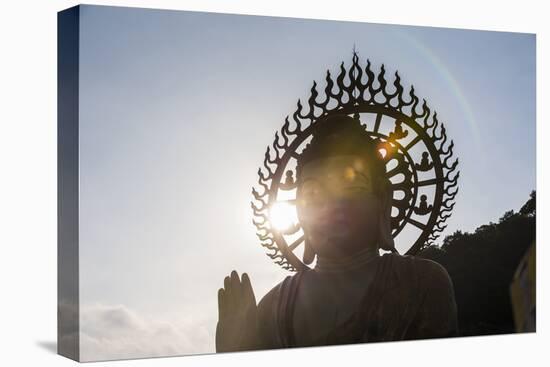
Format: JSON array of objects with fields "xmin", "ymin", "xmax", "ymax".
[{"xmin": 75, "ymin": 5, "xmax": 535, "ymax": 361}]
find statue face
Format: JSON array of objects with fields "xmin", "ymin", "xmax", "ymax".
[{"xmin": 296, "ymin": 155, "xmax": 382, "ymax": 259}]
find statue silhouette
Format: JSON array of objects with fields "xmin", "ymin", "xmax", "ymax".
[{"xmin": 216, "ymin": 116, "xmax": 457, "ymax": 352}]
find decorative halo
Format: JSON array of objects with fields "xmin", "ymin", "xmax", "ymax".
[{"xmin": 251, "ymin": 53, "xmax": 460, "ymax": 272}]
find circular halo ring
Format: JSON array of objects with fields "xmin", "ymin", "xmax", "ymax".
[{"xmin": 251, "ymin": 54, "xmax": 460, "ymax": 272}]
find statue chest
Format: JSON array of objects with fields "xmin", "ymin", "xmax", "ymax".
[
  {"xmin": 275, "ymin": 266, "xmax": 419, "ymax": 347},
  {"xmin": 290, "ymin": 273, "xmax": 376, "ymax": 347}
]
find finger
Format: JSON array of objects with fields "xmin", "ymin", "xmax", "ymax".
[
  {"xmin": 223, "ymin": 275, "xmax": 233, "ymax": 309},
  {"xmin": 218, "ymin": 288, "xmax": 226, "ymax": 320},
  {"xmin": 230, "ymin": 270, "xmax": 241, "ymax": 300},
  {"xmin": 230, "ymin": 270, "xmax": 240, "ymax": 285},
  {"xmin": 224, "ymin": 276, "xmax": 231, "ymax": 291},
  {"xmin": 241, "ymin": 273, "xmax": 257, "ymax": 306}
]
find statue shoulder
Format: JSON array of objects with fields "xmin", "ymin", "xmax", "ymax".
[
  {"xmin": 257, "ymin": 278, "xmax": 285, "ymax": 314},
  {"xmin": 394, "ymin": 255, "xmax": 458, "ymax": 337},
  {"xmin": 381, "ymin": 253, "xmax": 452, "ymax": 288},
  {"xmin": 257, "ymin": 272, "xmax": 302, "ymax": 313},
  {"xmin": 410, "ymin": 256, "xmax": 452, "ymax": 288},
  {"xmin": 256, "ymin": 272, "xmax": 305, "ymax": 349},
  {"xmin": 381, "ymin": 253, "xmax": 458, "ymax": 337}
]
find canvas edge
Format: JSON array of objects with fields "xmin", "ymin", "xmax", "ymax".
[{"xmin": 57, "ymin": 4, "xmax": 81, "ymax": 362}]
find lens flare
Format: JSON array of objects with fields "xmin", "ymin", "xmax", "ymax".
[{"xmin": 269, "ymin": 202, "xmax": 297, "ymax": 231}]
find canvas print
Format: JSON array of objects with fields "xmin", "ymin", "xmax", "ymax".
[{"xmin": 57, "ymin": 4, "xmax": 536, "ymax": 362}]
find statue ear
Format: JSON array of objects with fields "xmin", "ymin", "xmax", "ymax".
[
  {"xmin": 378, "ymin": 181, "xmax": 396, "ymax": 252},
  {"xmin": 303, "ymin": 235, "xmax": 316, "ymax": 264}
]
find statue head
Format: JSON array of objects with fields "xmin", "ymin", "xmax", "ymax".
[{"xmin": 296, "ymin": 115, "xmax": 395, "ymax": 264}]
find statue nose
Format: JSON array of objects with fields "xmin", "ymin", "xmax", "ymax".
[{"xmin": 317, "ymin": 197, "xmax": 353, "ymax": 222}]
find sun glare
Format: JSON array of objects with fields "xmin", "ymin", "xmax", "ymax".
[{"xmin": 270, "ymin": 202, "xmax": 297, "ymax": 231}]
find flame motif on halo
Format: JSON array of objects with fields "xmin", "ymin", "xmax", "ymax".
[{"xmin": 251, "ymin": 52, "xmax": 460, "ymax": 272}]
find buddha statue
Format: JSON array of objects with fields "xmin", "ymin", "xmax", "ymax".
[{"xmin": 216, "ymin": 115, "xmax": 458, "ymax": 352}]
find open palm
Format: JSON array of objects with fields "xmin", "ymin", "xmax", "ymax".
[{"xmin": 216, "ymin": 271, "xmax": 259, "ymax": 352}]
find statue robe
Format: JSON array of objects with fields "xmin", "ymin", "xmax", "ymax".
[{"xmin": 256, "ymin": 253, "xmax": 458, "ymax": 348}]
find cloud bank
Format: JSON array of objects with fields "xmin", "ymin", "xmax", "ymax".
[{"xmin": 79, "ymin": 303, "xmax": 214, "ymax": 362}]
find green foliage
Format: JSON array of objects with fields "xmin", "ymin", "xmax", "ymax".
[
  {"xmin": 418, "ymin": 191, "xmax": 536, "ymax": 336},
  {"xmin": 520, "ymin": 190, "xmax": 536, "ymax": 216}
]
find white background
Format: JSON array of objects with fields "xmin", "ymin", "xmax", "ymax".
[{"xmin": 0, "ymin": 0, "xmax": 548, "ymax": 366}]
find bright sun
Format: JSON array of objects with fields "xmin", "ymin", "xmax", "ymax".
[{"xmin": 269, "ymin": 202, "xmax": 297, "ymax": 231}]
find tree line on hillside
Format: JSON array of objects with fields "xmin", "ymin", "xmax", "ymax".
[{"xmin": 419, "ymin": 191, "xmax": 536, "ymax": 336}]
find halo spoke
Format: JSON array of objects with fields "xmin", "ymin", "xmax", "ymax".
[
  {"xmin": 417, "ymin": 178, "xmax": 441, "ymax": 187},
  {"xmin": 404, "ymin": 135, "xmax": 422, "ymax": 151},
  {"xmin": 275, "ymin": 198, "xmax": 297, "ymax": 205},
  {"xmin": 288, "ymin": 235, "xmax": 305, "ymax": 251},
  {"xmin": 373, "ymin": 113, "xmax": 383, "ymax": 133},
  {"xmin": 392, "ymin": 181, "xmax": 414, "ymax": 191},
  {"xmin": 386, "ymin": 165, "xmax": 402, "ymax": 178},
  {"xmin": 406, "ymin": 218, "xmax": 427, "ymax": 230}
]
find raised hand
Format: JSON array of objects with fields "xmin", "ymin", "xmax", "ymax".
[{"xmin": 216, "ymin": 270, "xmax": 259, "ymax": 352}]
